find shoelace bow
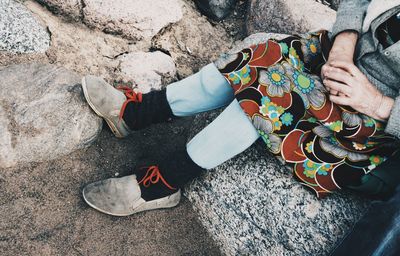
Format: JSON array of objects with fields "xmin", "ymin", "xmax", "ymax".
[
  {"xmin": 137, "ymin": 166, "xmax": 176, "ymax": 190},
  {"xmin": 116, "ymin": 86, "xmax": 143, "ymax": 120}
]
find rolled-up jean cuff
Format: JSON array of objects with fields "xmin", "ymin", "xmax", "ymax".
[
  {"xmin": 166, "ymin": 63, "xmax": 234, "ymax": 117},
  {"xmin": 186, "ymin": 99, "xmax": 260, "ymax": 169}
]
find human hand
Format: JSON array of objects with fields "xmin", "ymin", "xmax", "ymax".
[
  {"xmin": 321, "ymin": 31, "xmax": 358, "ymax": 95},
  {"xmin": 321, "ymin": 54, "xmax": 353, "ymax": 96},
  {"xmin": 323, "ymin": 61, "xmax": 394, "ymax": 121}
]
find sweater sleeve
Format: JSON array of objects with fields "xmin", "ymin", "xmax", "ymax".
[
  {"xmin": 330, "ymin": 0, "xmax": 371, "ymax": 39},
  {"xmin": 385, "ymin": 95, "xmax": 400, "ymax": 139}
]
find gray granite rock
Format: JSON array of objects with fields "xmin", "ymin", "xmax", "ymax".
[
  {"xmin": 194, "ymin": 0, "xmax": 239, "ymax": 21},
  {"xmin": 227, "ymin": 32, "xmax": 290, "ymax": 54},
  {"xmin": 82, "ymin": 0, "xmax": 183, "ymax": 40},
  {"xmin": 0, "ymin": 0, "xmax": 50, "ymax": 53},
  {"xmin": 185, "ymin": 111, "xmax": 371, "ymax": 255},
  {"xmin": 115, "ymin": 51, "xmax": 177, "ymax": 93},
  {"xmin": 0, "ymin": 63, "xmax": 102, "ymax": 168},
  {"xmin": 246, "ymin": 0, "xmax": 336, "ymax": 35}
]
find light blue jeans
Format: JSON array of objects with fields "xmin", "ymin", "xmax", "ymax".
[{"xmin": 166, "ymin": 63, "xmax": 260, "ymax": 169}]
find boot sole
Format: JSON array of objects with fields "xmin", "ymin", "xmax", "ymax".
[
  {"xmin": 81, "ymin": 77, "xmax": 126, "ymax": 138},
  {"xmin": 82, "ymin": 188, "xmax": 181, "ymax": 216}
]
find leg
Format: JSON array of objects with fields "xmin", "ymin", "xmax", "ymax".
[
  {"xmin": 186, "ymin": 99, "xmax": 260, "ymax": 169},
  {"xmin": 149, "ymin": 98, "xmax": 260, "ymax": 189},
  {"xmin": 166, "ymin": 63, "xmax": 234, "ymax": 116},
  {"xmin": 81, "ymin": 63, "xmax": 233, "ymax": 137},
  {"xmin": 82, "ymin": 99, "xmax": 260, "ymax": 216}
]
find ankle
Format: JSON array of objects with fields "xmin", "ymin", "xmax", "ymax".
[
  {"xmin": 122, "ymin": 89, "xmax": 174, "ymax": 130},
  {"xmin": 135, "ymin": 165, "xmax": 179, "ymax": 201}
]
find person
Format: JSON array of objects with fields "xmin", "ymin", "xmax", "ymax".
[{"xmin": 81, "ymin": 0, "xmax": 400, "ymax": 216}]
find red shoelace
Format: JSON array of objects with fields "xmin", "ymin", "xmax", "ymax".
[
  {"xmin": 137, "ymin": 166, "xmax": 176, "ymax": 190},
  {"xmin": 116, "ymin": 86, "xmax": 143, "ymax": 120}
]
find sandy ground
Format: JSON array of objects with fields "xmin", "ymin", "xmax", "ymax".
[{"xmin": 0, "ymin": 117, "xmax": 222, "ymax": 255}]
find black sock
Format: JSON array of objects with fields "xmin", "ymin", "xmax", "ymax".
[
  {"xmin": 122, "ymin": 89, "xmax": 174, "ymax": 130},
  {"xmin": 135, "ymin": 149, "xmax": 204, "ymax": 201},
  {"xmin": 158, "ymin": 149, "xmax": 205, "ymax": 188}
]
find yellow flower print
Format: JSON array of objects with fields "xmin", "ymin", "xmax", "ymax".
[
  {"xmin": 352, "ymin": 142, "xmax": 367, "ymax": 151},
  {"xmin": 271, "ymin": 117, "xmax": 283, "ymax": 131},
  {"xmin": 325, "ymin": 121, "xmax": 343, "ymax": 132},
  {"xmin": 305, "ymin": 141, "xmax": 313, "ymax": 153},
  {"xmin": 240, "ymin": 65, "xmax": 251, "ymax": 85}
]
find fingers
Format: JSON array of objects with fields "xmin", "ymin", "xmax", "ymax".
[
  {"xmin": 324, "ymin": 79, "xmax": 352, "ymax": 96},
  {"xmin": 329, "ymin": 88, "xmax": 339, "ymax": 95},
  {"xmin": 330, "ymin": 60, "xmax": 363, "ymax": 77},
  {"xmin": 329, "ymin": 94, "xmax": 350, "ymax": 106},
  {"xmin": 321, "ymin": 64, "xmax": 329, "ymax": 79},
  {"xmin": 324, "ymin": 66, "xmax": 354, "ymax": 85}
]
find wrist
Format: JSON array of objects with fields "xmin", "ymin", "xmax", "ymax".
[
  {"xmin": 374, "ymin": 96, "xmax": 395, "ymax": 121},
  {"xmin": 331, "ymin": 31, "xmax": 358, "ymax": 57}
]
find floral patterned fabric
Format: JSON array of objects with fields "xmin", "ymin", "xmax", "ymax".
[{"xmin": 215, "ymin": 31, "xmax": 399, "ymax": 199}]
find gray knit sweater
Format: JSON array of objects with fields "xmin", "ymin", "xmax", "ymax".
[{"xmin": 330, "ymin": 0, "xmax": 400, "ymax": 139}]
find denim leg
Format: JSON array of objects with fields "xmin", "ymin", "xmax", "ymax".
[
  {"xmin": 186, "ymin": 99, "xmax": 260, "ymax": 169},
  {"xmin": 166, "ymin": 63, "xmax": 234, "ymax": 117}
]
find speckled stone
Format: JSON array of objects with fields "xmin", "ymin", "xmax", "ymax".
[
  {"xmin": 115, "ymin": 51, "xmax": 177, "ymax": 93},
  {"xmin": 185, "ymin": 111, "xmax": 371, "ymax": 255},
  {"xmin": 0, "ymin": 0, "xmax": 50, "ymax": 53},
  {"xmin": 246, "ymin": 0, "xmax": 336, "ymax": 35}
]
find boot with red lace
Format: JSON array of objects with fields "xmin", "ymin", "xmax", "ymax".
[
  {"xmin": 83, "ymin": 149, "xmax": 204, "ymax": 216},
  {"xmin": 81, "ymin": 75, "xmax": 173, "ymax": 138}
]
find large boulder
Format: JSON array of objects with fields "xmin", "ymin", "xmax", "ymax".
[
  {"xmin": 115, "ymin": 51, "xmax": 177, "ymax": 93},
  {"xmin": 0, "ymin": 0, "xmax": 50, "ymax": 53},
  {"xmin": 246, "ymin": 0, "xmax": 336, "ymax": 35},
  {"xmin": 0, "ymin": 63, "xmax": 102, "ymax": 168},
  {"xmin": 35, "ymin": 0, "xmax": 183, "ymax": 40},
  {"xmin": 82, "ymin": 0, "xmax": 183, "ymax": 40},
  {"xmin": 194, "ymin": 0, "xmax": 239, "ymax": 21},
  {"xmin": 185, "ymin": 111, "xmax": 370, "ymax": 255}
]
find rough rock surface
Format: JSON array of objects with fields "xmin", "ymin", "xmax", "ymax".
[
  {"xmin": 194, "ymin": 0, "xmax": 239, "ymax": 20},
  {"xmin": 319, "ymin": 0, "xmax": 341, "ymax": 10},
  {"xmin": 0, "ymin": 63, "xmax": 102, "ymax": 168},
  {"xmin": 25, "ymin": 1, "xmax": 144, "ymax": 81},
  {"xmin": 246, "ymin": 0, "xmax": 336, "ymax": 35},
  {"xmin": 26, "ymin": 1, "xmax": 232, "ymax": 84},
  {"xmin": 228, "ymin": 32, "xmax": 290, "ymax": 53},
  {"xmin": 115, "ymin": 51, "xmax": 177, "ymax": 93},
  {"xmin": 35, "ymin": 0, "xmax": 183, "ymax": 40},
  {"xmin": 152, "ymin": 1, "xmax": 233, "ymax": 78},
  {"xmin": 0, "ymin": 0, "xmax": 50, "ymax": 53},
  {"xmin": 185, "ymin": 111, "xmax": 370, "ymax": 255},
  {"xmin": 82, "ymin": 0, "xmax": 183, "ymax": 40},
  {"xmin": 36, "ymin": 0, "xmax": 83, "ymax": 20}
]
